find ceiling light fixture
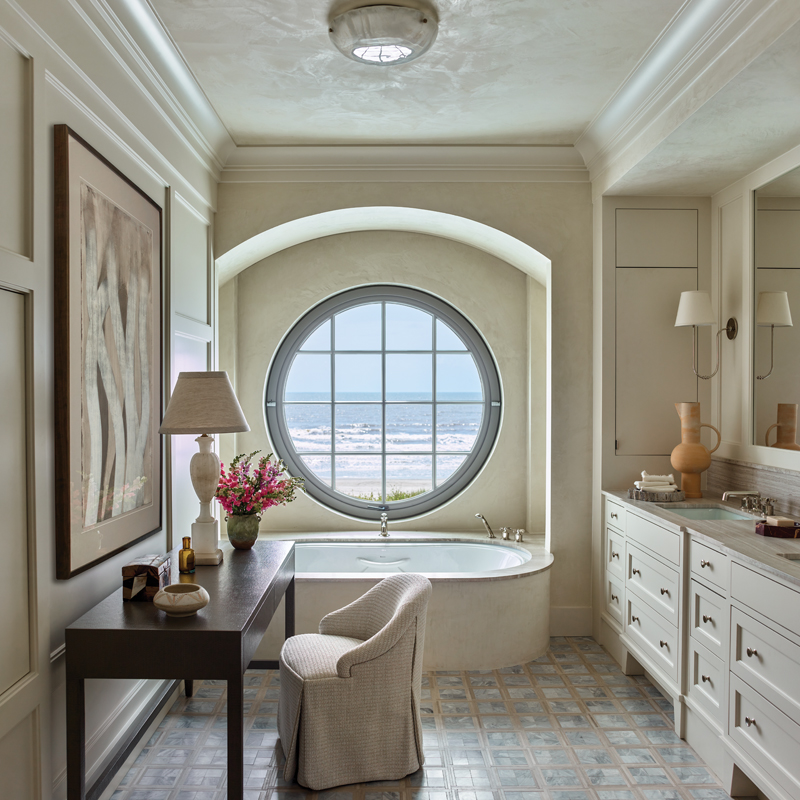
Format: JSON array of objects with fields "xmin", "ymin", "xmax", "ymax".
[{"xmin": 329, "ymin": 4, "xmax": 438, "ymax": 66}]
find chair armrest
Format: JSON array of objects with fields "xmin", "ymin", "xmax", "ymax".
[
  {"xmin": 318, "ymin": 592, "xmax": 376, "ymax": 640},
  {"xmin": 335, "ymin": 610, "xmax": 414, "ymax": 678}
]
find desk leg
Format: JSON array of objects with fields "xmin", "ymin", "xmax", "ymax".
[
  {"xmin": 228, "ymin": 672, "xmax": 244, "ymax": 799},
  {"xmin": 285, "ymin": 576, "xmax": 295, "ymax": 639},
  {"xmin": 66, "ymin": 677, "xmax": 86, "ymax": 800}
]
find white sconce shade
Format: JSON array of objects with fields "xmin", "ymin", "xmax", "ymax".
[
  {"xmin": 675, "ymin": 291, "xmax": 716, "ymax": 327},
  {"xmin": 757, "ymin": 291, "xmax": 793, "ymax": 327}
]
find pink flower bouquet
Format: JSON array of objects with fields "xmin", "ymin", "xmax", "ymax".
[{"xmin": 215, "ymin": 450, "xmax": 304, "ymax": 516}]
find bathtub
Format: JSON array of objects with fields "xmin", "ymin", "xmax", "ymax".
[{"xmin": 252, "ymin": 533, "xmax": 554, "ymax": 670}]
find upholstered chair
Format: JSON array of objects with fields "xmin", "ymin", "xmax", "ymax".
[{"xmin": 277, "ymin": 573, "xmax": 432, "ymax": 790}]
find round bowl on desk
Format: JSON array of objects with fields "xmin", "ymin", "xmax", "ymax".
[{"xmin": 153, "ymin": 583, "xmax": 210, "ymax": 617}]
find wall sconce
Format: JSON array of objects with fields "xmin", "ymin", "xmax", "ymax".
[
  {"xmin": 756, "ymin": 291, "xmax": 793, "ymax": 380},
  {"xmin": 674, "ymin": 291, "xmax": 738, "ymax": 380}
]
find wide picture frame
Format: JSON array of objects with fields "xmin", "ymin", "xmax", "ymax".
[{"xmin": 54, "ymin": 125, "xmax": 162, "ymax": 579}]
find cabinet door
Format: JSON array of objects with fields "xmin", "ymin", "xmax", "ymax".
[{"xmin": 615, "ymin": 268, "xmax": 698, "ymax": 455}]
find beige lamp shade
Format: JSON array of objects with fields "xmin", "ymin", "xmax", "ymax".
[
  {"xmin": 159, "ymin": 371, "xmax": 250, "ymax": 434},
  {"xmin": 675, "ymin": 291, "xmax": 716, "ymax": 327},
  {"xmin": 757, "ymin": 291, "xmax": 793, "ymax": 327}
]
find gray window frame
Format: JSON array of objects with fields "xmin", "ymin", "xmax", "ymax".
[{"xmin": 265, "ymin": 285, "xmax": 502, "ymax": 521}]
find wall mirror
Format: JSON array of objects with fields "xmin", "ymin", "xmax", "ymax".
[{"xmin": 753, "ymin": 165, "xmax": 800, "ymax": 452}]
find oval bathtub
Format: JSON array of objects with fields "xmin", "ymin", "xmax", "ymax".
[{"xmin": 252, "ymin": 534, "xmax": 554, "ymax": 671}]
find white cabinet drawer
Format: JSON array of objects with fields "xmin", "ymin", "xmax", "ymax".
[
  {"xmin": 731, "ymin": 607, "xmax": 800, "ymax": 725},
  {"xmin": 688, "ymin": 638, "xmax": 724, "ymax": 725},
  {"xmin": 689, "ymin": 579, "xmax": 727, "ymax": 659},
  {"xmin": 607, "ymin": 526, "xmax": 625, "ymax": 581},
  {"xmin": 627, "ymin": 512, "xmax": 680, "ymax": 565},
  {"xmin": 730, "ymin": 673, "xmax": 800, "ymax": 799},
  {"xmin": 626, "ymin": 543, "xmax": 680, "ymax": 626},
  {"xmin": 626, "ymin": 595, "xmax": 678, "ymax": 683},
  {"xmin": 606, "ymin": 498, "xmax": 625, "ymax": 532},
  {"xmin": 732, "ymin": 562, "xmax": 800, "ymax": 634},
  {"xmin": 606, "ymin": 574, "xmax": 623, "ymax": 624},
  {"xmin": 689, "ymin": 538, "xmax": 728, "ymax": 593}
]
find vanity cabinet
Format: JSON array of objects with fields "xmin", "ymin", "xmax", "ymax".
[{"xmin": 600, "ymin": 491, "xmax": 800, "ymax": 800}]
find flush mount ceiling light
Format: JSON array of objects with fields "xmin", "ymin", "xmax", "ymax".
[{"xmin": 329, "ymin": 4, "xmax": 438, "ymax": 66}]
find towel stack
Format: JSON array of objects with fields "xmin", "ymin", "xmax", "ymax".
[{"xmin": 634, "ymin": 471, "xmax": 678, "ymax": 493}]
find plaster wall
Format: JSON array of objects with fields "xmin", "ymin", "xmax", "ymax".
[
  {"xmin": 215, "ymin": 180, "xmax": 594, "ymax": 634},
  {"xmin": 0, "ymin": 1, "xmax": 217, "ymax": 796}
]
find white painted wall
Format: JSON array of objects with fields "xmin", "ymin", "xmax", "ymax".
[
  {"xmin": 0, "ymin": 0, "xmax": 221, "ymax": 796},
  {"xmin": 216, "ymin": 180, "xmax": 594, "ymax": 635}
]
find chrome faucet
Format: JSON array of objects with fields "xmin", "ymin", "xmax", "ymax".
[
  {"xmin": 515, "ymin": 528, "xmax": 526, "ymax": 543},
  {"xmin": 379, "ymin": 512, "xmax": 389, "ymax": 537},
  {"xmin": 475, "ymin": 513, "xmax": 495, "ymax": 539},
  {"xmin": 722, "ymin": 490, "xmax": 761, "ymax": 511}
]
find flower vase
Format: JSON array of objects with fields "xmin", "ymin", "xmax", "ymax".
[
  {"xmin": 670, "ymin": 402, "xmax": 721, "ymax": 499},
  {"xmin": 226, "ymin": 513, "xmax": 261, "ymax": 550},
  {"xmin": 765, "ymin": 404, "xmax": 800, "ymax": 451}
]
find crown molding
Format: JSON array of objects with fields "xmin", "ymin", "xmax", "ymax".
[
  {"xmin": 577, "ymin": 0, "xmax": 800, "ymax": 198},
  {"xmin": 220, "ymin": 146, "xmax": 590, "ymax": 183}
]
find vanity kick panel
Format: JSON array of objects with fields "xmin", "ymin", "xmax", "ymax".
[
  {"xmin": 626, "ymin": 513, "xmax": 680, "ymax": 565},
  {"xmin": 730, "ymin": 673, "xmax": 800, "ymax": 799},
  {"xmin": 690, "ymin": 579, "xmax": 727, "ymax": 658},
  {"xmin": 731, "ymin": 607, "xmax": 800, "ymax": 725},
  {"xmin": 626, "ymin": 542, "xmax": 680, "ymax": 625}
]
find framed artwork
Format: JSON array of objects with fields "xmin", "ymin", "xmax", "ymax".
[{"xmin": 54, "ymin": 125, "xmax": 162, "ymax": 579}]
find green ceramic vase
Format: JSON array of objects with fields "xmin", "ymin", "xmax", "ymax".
[{"xmin": 226, "ymin": 513, "xmax": 261, "ymax": 550}]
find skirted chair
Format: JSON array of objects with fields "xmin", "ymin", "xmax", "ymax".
[{"xmin": 277, "ymin": 573, "xmax": 433, "ymax": 790}]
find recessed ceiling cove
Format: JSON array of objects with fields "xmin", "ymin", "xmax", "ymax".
[{"xmin": 149, "ymin": 0, "xmax": 685, "ymax": 146}]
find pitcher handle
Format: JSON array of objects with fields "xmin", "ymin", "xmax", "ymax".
[
  {"xmin": 701, "ymin": 423, "xmax": 721, "ymax": 454},
  {"xmin": 765, "ymin": 423, "xmax": 779, "ymax": 447}
]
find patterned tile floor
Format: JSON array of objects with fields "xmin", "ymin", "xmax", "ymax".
[{"xmin": 109, "ymin": 637, "xmax": 737, "ymax": 800}]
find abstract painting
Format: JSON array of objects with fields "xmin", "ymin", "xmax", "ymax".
[{"xmin": 54, "ymin": 125, "xmax": 162, "ymax": 578}]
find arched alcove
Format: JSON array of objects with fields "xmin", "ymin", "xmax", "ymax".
[{"xmin": 215, "ymin": 207, "xmax": 551, "ymax": 548}]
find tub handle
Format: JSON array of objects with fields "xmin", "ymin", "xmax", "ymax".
[{"xmin": 357, "ymin": 557, "xmax": 410, "ymax": 566}]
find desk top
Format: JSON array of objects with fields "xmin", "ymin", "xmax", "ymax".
[{"xmin": 67, "ymin": 540, "xmax": 294, "ymax": 635}]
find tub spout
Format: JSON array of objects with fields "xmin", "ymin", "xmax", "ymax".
[
  {"xmin": 475, "ymin": 513, "xmax": 495, "ymax": 539},
  {"xmin": 380, "ymin": 512, "xmax": 389, "ymax": 537}
]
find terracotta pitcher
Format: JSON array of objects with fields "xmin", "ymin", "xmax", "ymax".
[
  {"xmin": 670, "ymin": 402, "xmax": 721, "ymax": 499},
  {"xmin": 765, "ymin": 404, "xmax": 800, "ymax": 451}
]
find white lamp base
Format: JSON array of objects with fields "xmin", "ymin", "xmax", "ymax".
[{"xmin": 192, "ymin": 519, "xmax": 223, "ymax": 565}]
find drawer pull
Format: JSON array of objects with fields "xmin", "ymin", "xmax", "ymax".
[
  {"xmin": 611, "ymin": 551, "xmax": 620, "ymax": 559},
  {"xmin": 700, "ymin": 559, "xmax": 710, "ymax": 568},
  {"xmin": 632, "ymin": 568, "xmax": 641, "ymax": 576},
  {"xmin": 659, "ymin": 640, "xmax": 668, "ymax": 648},
  {"xmin": 702, "ymin": 614, "xmax": 713, "ymax": 624},
  {"xmin": 610, "ymin": 512, "xmax": 618, "ymax": 519},
  {"xmin": 746, "ymin": 647, "xmax": 758, "ymax": 658},
  {"xmin": 631, "ymin": 615, "xmax": 640, "ymax": 623},
  {"xmin": 745, "ymin": 716, "xmax": 757, "ymax": 727},
  {"xmin": 611, "ymin": 594, "xmax": 618, "ymax": 601},
  {"xmin": 660, "ymin": 587, "xmax": 669, "ymax": 595},
  {"xmin": 701, "ymin": 675, "xmax": 711, "ymax": 683}
]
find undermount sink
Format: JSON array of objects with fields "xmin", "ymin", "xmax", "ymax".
[{"xmin": 656, "ymin": 504, "xmax": 755, "ymax": 521}]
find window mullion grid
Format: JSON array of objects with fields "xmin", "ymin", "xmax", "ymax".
[
  {"xmin": 432, "ymin": 313, "xmax": 437, "ymax": 489},
  {"xmin": 330, "ymin": 315, "xmax": 336, "ymax": 492},
  {"xmin": 381, "ymin": 301, "xmax": 387, "ymax": 506}
]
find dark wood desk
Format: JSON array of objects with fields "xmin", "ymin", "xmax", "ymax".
[{"xmin": 65, "ymin": 540, "xmax": 295, "ymax": 800}]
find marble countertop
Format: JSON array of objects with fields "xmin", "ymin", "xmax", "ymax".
[{"xmin": 604, "ymin": 490, "xmax": 800, "ymax": 589}]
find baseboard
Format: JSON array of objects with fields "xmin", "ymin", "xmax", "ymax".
[{"xmin": 550, "ymin": 606, "xmax": 593, "ymax": 637}]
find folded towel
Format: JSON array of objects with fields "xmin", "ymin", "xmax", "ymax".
[
  {"xmin": 641, "ymin": 472, "xmax": 675, "ymax": 484},
  {"xmin": 635, "ymin": 482, "xmax": 677, "ymax": 492}
]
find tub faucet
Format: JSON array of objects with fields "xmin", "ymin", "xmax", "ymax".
[
  {"xmin": 475, "ymin": 513, "xmax": 495, "ymax": 539},
  {"xmin": 380, "ymin": 512, "xmax": 389, "ymax": 537}
]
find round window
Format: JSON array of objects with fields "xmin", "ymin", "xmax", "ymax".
[{"xmin": 265, "ymin": 285, "xmax": 501, "ymax": 520}]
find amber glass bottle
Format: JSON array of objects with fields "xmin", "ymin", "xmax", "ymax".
[{"xmin": 179, "ymin": 537, "xmax": 195, "ymax": 574}]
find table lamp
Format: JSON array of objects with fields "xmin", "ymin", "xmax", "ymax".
[{"xmin": 159, "ymin": 371, "xmax": 250, "ymax": 565}]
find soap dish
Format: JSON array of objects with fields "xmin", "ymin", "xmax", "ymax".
[{"xmin": 628, "ymin": 488, "xmax": 686, "ymax": 502}]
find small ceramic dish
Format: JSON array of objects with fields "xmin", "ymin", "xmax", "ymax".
[{"xmin": 153, "ymin": 583, "xmax": 210, "ymax": 617}]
